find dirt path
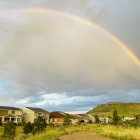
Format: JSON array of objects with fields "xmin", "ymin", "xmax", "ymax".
[{"xmin": 59, "ymin": 131, "xmax": 112, "ymax": 140}]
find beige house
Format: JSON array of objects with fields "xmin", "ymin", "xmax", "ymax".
[
  {"xmin": 22, "ymin": 107, "xmax": 49, "ymax": 123},
  {"xmin": 87, "ymin": 115, "xmax": 96, "ymax": 123},
  {"xmin": 49, "ymin": 111, "xmax": 84, "ymax": 125},
  {"xmin": 77, "ymin": 114, "xmax": 91, "ymax": 123},
  {"xmin": 49, "ymin": 111, "xmax": 65, "ymax": 124},
  {"xmin": 0, "ymin": 106, "xmax": 23, "ymax": 124},
  {"xmin": 99, "ymin": 116, "xmax": 111, "ymax": 123},
  {"xmin": 122, "ymin": 117, "xmax": 136, "ymax": 121}
]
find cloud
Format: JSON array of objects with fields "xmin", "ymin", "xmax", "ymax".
[
  {"xmin": 0, "ymin": 1, "xmax": 139, "ymax": 111},
  {"xmin": 15, "ymin": 89, "xmax": 140, "ymax": 112},
  {"xmin": 0, "ymin": 0, "xmax": 140, "ymax": 58},
  {"xmin": 0, "ymin": 11, "xmax": 139, "ymax": 93},
  {"xmin": 15, "ymin": 92, "xmax": 109, "ymax": 111}
]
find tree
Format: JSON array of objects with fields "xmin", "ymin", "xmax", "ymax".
[
  {"xmin": 94, "ymin": 115, "xmax": 100, "ymax": 124},
  {"xmin": 2, "ymin": 121, "xmax": 16, "ymax": 140},
  {"xmin": 112, "ymin": 110, "xmax": 120, "ymax": 125},
  {"xmin": 63, "ymin": 115, "xmax": 71, "ymax": 126},
  {"xmin": 23, "ymin": 122, "xmax": 34, "ymax": 135},
  {"xmin": 34, "ymin": 116, "xmax": 47, "ymax": 133}
]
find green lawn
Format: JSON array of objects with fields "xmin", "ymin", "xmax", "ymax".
[
  {"xmin": 0, "ymin": 124, "xmax": 140, "ymax": 140},
  {"xmin": 0, "ymin": 126, "xmax": 3, "ymax": 136},
  {"xmin": 0, "ymin": 125, "xmax": 23, "ymax": 139},
  {"xmin": 24, "ymin": 124, "xmax": 140, "ymax": 140}
]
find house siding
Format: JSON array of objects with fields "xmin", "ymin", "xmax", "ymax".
[
  {"xmin": 0, "ymin": 108, "xmax": 23, "ymax": 124},
  {"xmin": 22, "ymin": 108, "xmax": 35, "ymax": 123},
  {"xmin": 22, "ymin": 107, "xmax": 49, "ymax": 123},
  {"xmin": 50, "ymin": 118, "xmax": 64, "ymax": 124}
]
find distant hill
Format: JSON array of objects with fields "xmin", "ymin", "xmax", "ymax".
[{"xmin": 87, "ymin": 102, "xmax": 140, "ymax": 117}]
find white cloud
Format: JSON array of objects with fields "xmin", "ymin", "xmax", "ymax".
[
  {"xmin": 15, "ymin": 89, "xmax": 140, "ymax": 112},
  {"xmin": 16, "ymin": 97, "xmax": 30, "ymax": 104},
  {"xmin": 15, "ymin": 92, "xmax": 108, "ymax": 111}
]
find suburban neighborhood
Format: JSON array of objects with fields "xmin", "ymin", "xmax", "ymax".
[
  {"xmin": 0, "ymin": 106, "xmax": 92, "ymax": 125},
  {"xmin": 0, "ymin": 105, "xmax": 140, "ymax": 125},
  {"xmin": 0, "ymin": 103, "xmax": 140, "ymax": 140}
]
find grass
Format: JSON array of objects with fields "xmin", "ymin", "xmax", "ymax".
[
  {"xmin": 87, "ymin": 102, "xmax": 140, "ymax": 117},
  {"xmin": 0, "ymin": 126, "xmax": 3, "ymax": 136},
  {"xmin": 97, "ymin": 125, "xmax": 140, "ymax": 140},
  {"xmin": 0, "ymin": 124, "xmax": 140, "ymax": 140},
  {"xmin": 0, "ymin": 125, "xmax": 23, "ymax": 140},
  {"xmin": 24, "ymin": 124, "xmax": 140, "ymax": 140}
]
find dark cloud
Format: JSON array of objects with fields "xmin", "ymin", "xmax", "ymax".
[{"xmin": 0, "ymin": 0, "xmax": 139, "ymax": 111}]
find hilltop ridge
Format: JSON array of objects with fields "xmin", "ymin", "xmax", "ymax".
[{"xmin": 87, "ymin": 102, "xmax": 140, "ymax": 117}]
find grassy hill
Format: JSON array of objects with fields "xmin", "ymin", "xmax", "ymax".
[{"xmin": 87, "ymin": 102, "xmax": 140, "ymax": 117}]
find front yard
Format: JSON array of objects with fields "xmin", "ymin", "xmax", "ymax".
[{"xmin": 0, "ymin": 124, "xmax": 140, "ymax": 140}]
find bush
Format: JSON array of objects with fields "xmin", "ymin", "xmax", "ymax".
[
  {"xmin": 34, "ymin": 116, "xmax": 47, "ymax": 133},
  {"xmin": 112, "ymin": 110, "xmax": 121, "ymax": 125},
  {"xmin": 94, "ymin": 115, "xmax": 100, "ymax": 124},
  {"xmin": 122, "ymin": 119, "xmax": 140, "ymax": 127},
  {"xmin": 23, "ymin": 122, "xmax": 34, "ymax": 135},
  {"xmin": 2, "ymin": 121, "xmax": 16, "ymax": 140},
  {"xmin": 63, "ymin": 115, "xmax": 71, "ymax": 126}
]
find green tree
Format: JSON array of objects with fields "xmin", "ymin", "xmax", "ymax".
[
  {"xmin": 34, "ymin": 116, "xmax": 47, "ymax": 133},
  {"xmin": 112, "ymin": 110, "xmax": 120, "ymax": 125},
  {"xmin": 23, "ymin": 122, "xmax": 34, "ymax": 135},
  {"xmin": 2, "ymin": 121, "xmax": 16, "ymax": 140},
  {"xmin": 63, "ymin": 115, "xmax": 71, "ymax": 126},
  {"xmin": 94, "ymin": 115, "xmax": 100, "ymax": 124}
]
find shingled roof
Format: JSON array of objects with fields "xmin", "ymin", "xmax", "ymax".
[
  {"xmin": 49, "ymin": 111, "xmax": 81, "ymax": 119},
  {"xmin": 0, "ymin": 106, "xmax": 21, "ymax": 110},
  {"xmin": 26, "ymin": 107, "xmax": 49, "ymax": 114},
  {"xmin": 49, "ymin": 111, "xmax": 65, "ymax": 118}
]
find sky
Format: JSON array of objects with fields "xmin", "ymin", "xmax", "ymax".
[{"xmin": 0, "ymin": 0, "xmax": 140, "ymax": 113}]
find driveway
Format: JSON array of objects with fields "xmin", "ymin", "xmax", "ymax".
[{"xmin": 59, "ymin": 131, "xmax": 112, "ymax": 140}]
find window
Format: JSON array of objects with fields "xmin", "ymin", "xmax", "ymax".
[
  {"xmin": 11, "ymin": 110, "xmax": 15, "ymax": 114},
  {"xmin": 52, "ymin": 119, "xmax": 57, "ymax": 122},
  {"xmin": 18, "ymin": 111, "xmax": 22, "ymax": 115},
  {"xmin": 17, "ymin": 118, "xmax": 21, "ymax": 122},
  {"xmin": 38, "ymin": 112, "xmax": 43, "ymax": 116}
]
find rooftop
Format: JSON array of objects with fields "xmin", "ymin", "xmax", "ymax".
[
  {"xmin": 0, "ymin": 106, "xmax": 21, "ymax": 110},
  {"xmin": 26, "ymin": 107, "xmax": 49, "ymax": 114}
]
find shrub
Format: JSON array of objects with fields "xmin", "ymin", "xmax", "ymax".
[
  {"xmin": 34, "ymin": 116, "xmax": 47, "ymax": 133},
  {"xmin": 94, "ymin": 115, "xmax": 100, "ymax": 124},
  {"xmin": 112, "ymin": 110, "xmax": 121, "ymax": 125},
  {"xmin": 2, "ymin": 121, "xmax": 16, "ymax": 140},
  {"xmin": 23, "ymin": 122, "xmax": 34, "ymax": 135},
  {"xmin": 122, "ymin": 119, "xmax": 140, "ymax": 127},
  {"xmin": 63, "ymin": 115, "xmax": 71, "ymax": 126}
]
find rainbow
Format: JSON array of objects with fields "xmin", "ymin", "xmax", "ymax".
[{"xmin": 14, "ymin": 8, "xmax": 140, "ymax": 66}]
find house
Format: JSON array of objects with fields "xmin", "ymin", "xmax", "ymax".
[
  {"xmin": 69, "ymin": 114, "xmax": 83, "ymax": 124},
  {"xmin": 49, "ymin": 111, "xmax": 67, "ymax": 125},
  {"xmin": 77, "ymin": 114, "xmax": 91, "ymax": 123},
  {"xmin": 0, "ymin": 106, "xmax": 23, "ymax": 124},
  {"xmin": 99, "ymin": 116, "xmax": 111, "ymax": 123},
  {"xmin": 87, "ymin": 115, "xmax": 96, "ymax": 123},
  {"xmin": 22, "ymin": 107, "xmax": 49, "ymax": 123},
  {"xmin": 122, "ymin": 116, "xmax": 136, "ymax": 121},
  {"xmin": 49, "ymin": 111, "xmax": 81, "ymax": 125}
]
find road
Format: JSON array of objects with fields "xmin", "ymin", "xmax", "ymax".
[{"xmin": 59, "ymin": 131, "xmax": 112, "ymax": 140}]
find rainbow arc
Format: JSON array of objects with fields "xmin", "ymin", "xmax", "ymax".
[{"xmin": 13, "ymin": 8, "xmax": 140, "ymax": 66}]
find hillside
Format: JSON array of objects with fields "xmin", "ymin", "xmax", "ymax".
[{"xmin": 87, "ymin": 102, "xmax": 140, "ymax": 117}]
